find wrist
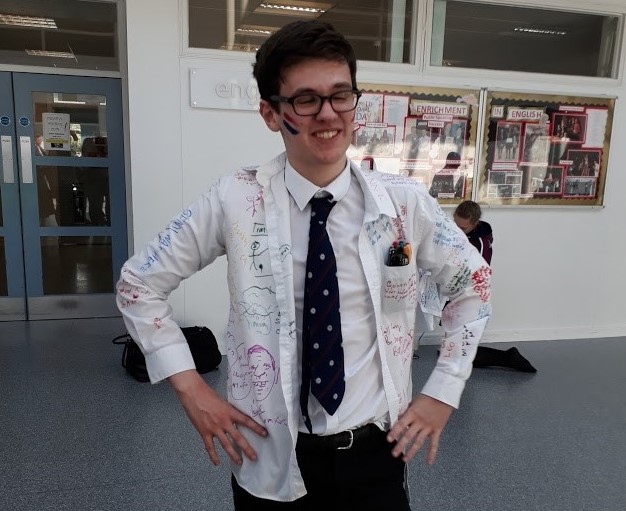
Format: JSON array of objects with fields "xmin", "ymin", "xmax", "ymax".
[{"xmin": 168, "ymin": 369, "xmax": 203, "ymax": 395}]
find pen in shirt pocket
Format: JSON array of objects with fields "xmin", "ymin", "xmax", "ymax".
[{"xmin": 387, "ymin": 240, "xmax": 411, "ymax": 266}]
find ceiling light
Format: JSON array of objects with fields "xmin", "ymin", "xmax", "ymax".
[
  {"xmin": 256, "ymin": 3, "xmax": 330, "ymax": 17},
  {"xmin": 26, "ymin": 49, "xmax": 75, "ymax": 58},
  {"xmin": 236, "ymin": 27, "xmax": 275, "ymax": 36},
  {"xmin": 53, "ymin": 100, "xmax": 86, "ymax": 105},
  {"xmin": 0, "ymin": 14, "xmax": 57, "ymax": 29},
  {"xmin": 259, "ymin": 3, "xmax": 325, "ymax": 13},
  {"xmin": 514, "ymin": 27, "xmax": 567, "ymax": 36},
  {"xmin": 220, "ymin": 43, "xmax": 260, "ymax": 52}
]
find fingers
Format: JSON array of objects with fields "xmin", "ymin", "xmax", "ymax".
[
  {"xmin": 426, "ymin": 432, "xmax": 440, "ymax": 465},
  {"xmin": 214, "ymin": 428, "xmax": 245, "ymax": 466},
  {"xmin": 237, "ymin": 412, "xmax": 269, "ymax": 439},
  {"xmin": 170, "ymin": 374, "xmax": 269, "ymax": 466},
  {"xmin": 203, "ymin": 435, "xmax": 221, "ymax": 466},
  {"xmin": 388, "ymin": 422, "xmax": 431, "ymax": 462},
  {"xmin": 387, "ymin": 395, "xmax": 453, "ymax": 464},
  {"xmin": 202, "ymin": 423, "xmax": 258, "ymax": 466},
  {"xmin": 204, "ymin": 410, "xmax": 269, "ymax": 466}
]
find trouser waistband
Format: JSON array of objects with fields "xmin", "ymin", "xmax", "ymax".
[{"xmin": 296, "ymin": 423, "xmax": 384, "ymax": 451}]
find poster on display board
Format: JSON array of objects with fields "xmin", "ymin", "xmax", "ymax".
[
  {"xmin": 351, "ymin": 84, "xmax": 481, "ymax": 205},
  {"xmin": 477, "ymin": 91, "xmax": 615, "ymax": 206}
]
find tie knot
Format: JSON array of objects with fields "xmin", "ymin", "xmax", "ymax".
[{"xmin": 310, "ymin": 196, "xmax": 336, "ymax": 223}]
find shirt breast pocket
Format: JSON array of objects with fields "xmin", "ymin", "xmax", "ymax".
[{"xmin": 381, "ymin": 265, "xmax": 418, "ymax": 314}]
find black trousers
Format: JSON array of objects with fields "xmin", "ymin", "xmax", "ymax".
[{"xmin": 231, "ymin": 426, "xmax": 411, "ymax": 510}]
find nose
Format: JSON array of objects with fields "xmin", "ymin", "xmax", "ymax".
[{"xmin": 316, "ymin": 97, "xmax": 339, "ymax": 119}]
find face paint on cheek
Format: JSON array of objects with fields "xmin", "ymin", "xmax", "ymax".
[{"xmin": 282, "ymin": 112, "xmax": 300, "ymax": 135}]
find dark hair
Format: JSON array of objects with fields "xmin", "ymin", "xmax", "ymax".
[
  {"xmin": 445, "ymin": 151, "xmax": 461, "ymax": 163},
  {"xmin": 253, "ymin": 20, "xmax": 357, "ymax": 105},
  {"xmin": 455, "ymin": 200, "xmax": 482, "ymax": 223}
]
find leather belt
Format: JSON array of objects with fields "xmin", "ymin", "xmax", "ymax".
[{"xmin": 296, "ymin": 423, "xmax": 383, "ymax": 451}]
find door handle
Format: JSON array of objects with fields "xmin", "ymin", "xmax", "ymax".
[
  {"xmin": 19, "ymin": 136, "xmax": 33, "ymax": 184},
  {"xmin": 1, "ymin": 135, "xmax": 14, "ymax": 183}
]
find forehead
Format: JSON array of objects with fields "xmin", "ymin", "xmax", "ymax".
[
  {"xmin": 453, "ymin": 214, "xmax": 473, "ymax": 226},
  {"xmin": 279, "ymin": 58, "xmax": 352, "ymax": 94}
]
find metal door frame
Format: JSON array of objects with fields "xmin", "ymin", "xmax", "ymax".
[
  {"xmin": 1, "ymin": 72, "xmax": 127, "ymax": 320},
  {"xmin": 0, "ymin": 71, "xmax": 26, "ymax": 320}
]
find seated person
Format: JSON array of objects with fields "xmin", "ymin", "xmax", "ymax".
[{"xmin": 453, "ymin": 201, "xmax": 536, "ymax": 373}]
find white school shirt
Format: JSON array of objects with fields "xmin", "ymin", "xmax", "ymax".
[
  {"xmin": 117, "ymin": 152, "xmax": 491, "ymax": 502},
  {"xmin": 284, "ymin": 159, "xmax": 388, "ymax": 434}
]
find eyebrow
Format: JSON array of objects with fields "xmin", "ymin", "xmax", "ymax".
[{"xmin": 289, "ymin": 82, "xmax": 354, "ymax": 96}]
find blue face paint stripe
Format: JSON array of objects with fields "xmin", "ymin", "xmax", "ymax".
[{"xmin": 283, "ymin": 119, "xmax": 299, "ymax": 135}]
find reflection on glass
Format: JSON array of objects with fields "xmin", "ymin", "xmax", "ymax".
[
  {"xmin": 0, "ymin": 238, "xmax": 7, "ymax": 296},
  {"xmin": 32, "ymin": 92, "xmax": 107, "ymax": 157},
  {"xmin": 189, "ymin": 0, "xmax": 417, "ymax": 63},
  {"xmin": 41, "ymin": 236, "xmax": 113, "ymax": 294},
  {"xmin": 0, "ymin": 0, "xmax": 119, "ymax": 71},
  {"xmin": 431, "ymin": 0, "xmax": 620, "ymax": 78},
  {"xmin": 37, "ymin": 166, "xmax": 110, "ymax": 227}
]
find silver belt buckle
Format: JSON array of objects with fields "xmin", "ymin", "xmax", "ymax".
[{"xmin": 337, "ymin": 429, "xmax": 354, "ymax": 450}]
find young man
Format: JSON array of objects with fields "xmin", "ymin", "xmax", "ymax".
[
  {"xmin": 453, "ymin": 201, "xmax": 536, "ymax": 373},
  {"xmin": 117, "ymin": 21, "xmax": 491, "ymax": 510}
]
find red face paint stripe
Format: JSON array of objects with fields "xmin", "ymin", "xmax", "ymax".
[{"xmin": 283, "ymin": 112, "xmax": 299, "ymax": 127}]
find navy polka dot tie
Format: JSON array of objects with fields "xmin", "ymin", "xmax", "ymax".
[{"xmin": 300, "ymin": 195, "xmax": 345, "ymax": 432}]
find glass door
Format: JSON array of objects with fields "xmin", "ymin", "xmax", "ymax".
[
  {"xmin": 0, "ymin": 71, "xmax": 26, "ymax": 320},
  {"xmin": 0, "ymin": 72, "xmax": 127, "ymax": 320}
]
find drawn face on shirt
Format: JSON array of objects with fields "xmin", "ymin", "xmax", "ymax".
[
  {"xmin": 247, "ymin": 344, "xmax": 278, "ymax": 401},
  {"xmin": 259, "ymin": 58, "xmax": 356, "ymax": 186}
]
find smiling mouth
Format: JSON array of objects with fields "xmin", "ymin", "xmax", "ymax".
[{"xmin": 315, "ymin": 130, "xmax": 339, "ymax": 140}]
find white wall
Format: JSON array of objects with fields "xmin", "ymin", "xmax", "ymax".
[{"xmin": 126, "ymin": 0, "xmax": 626, "ymax": 345}]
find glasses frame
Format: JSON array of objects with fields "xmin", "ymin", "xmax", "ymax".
[{"xmin": 270, "ymin": 88, "xmax": 362, "ymax": 116}]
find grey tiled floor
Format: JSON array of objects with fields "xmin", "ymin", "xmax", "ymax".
[{"xmin": 1, "ymin": 318, "xmax": 625, "ymax": 510}]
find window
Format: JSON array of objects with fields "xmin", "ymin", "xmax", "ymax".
[
  {"xmin": 430, "ymin": 0, "xmax": 621, "ymax": 78},
  {"xmin": 188, "ymin": 0, "xmax": 418, "ymax": 64},
  {"xmin": 0, "ymin": 0, "xmax": 119, "ymax": 71}
]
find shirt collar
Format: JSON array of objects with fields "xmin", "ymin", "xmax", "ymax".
[{"xmin": 284, "ymin": 159, "xmax": 351, "ymax": 211}]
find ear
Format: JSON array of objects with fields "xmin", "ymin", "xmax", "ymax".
[{"xmin": 259, "ymin": 99, "xmax": 281, "ymax": 133}]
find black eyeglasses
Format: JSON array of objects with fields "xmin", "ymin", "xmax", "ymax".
[{"xmin": 270, "ymin": 89, "xmax": 362, "ymax": 116}]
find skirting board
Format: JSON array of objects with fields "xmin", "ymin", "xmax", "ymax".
[{"xmin": 416, "ymin": 324, "xmax": 626, "ymax": 346}]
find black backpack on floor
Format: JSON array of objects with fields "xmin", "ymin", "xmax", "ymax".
[{"xmin": 112, "ymin": 326, "xmax": 221, "ymax": 382}]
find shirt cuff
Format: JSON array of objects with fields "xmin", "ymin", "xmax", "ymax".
[
  {"xmin": 420, "ymin": 368, "xmax": 466, "ymax": 409},
  {"xmin": 144, "ymin": 342, "xmax": 196, "ymax": 383}
]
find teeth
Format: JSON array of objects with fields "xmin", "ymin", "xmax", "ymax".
[{"xmin": 316, "ymin": 131, "xmax": 338, "ymax": 139}]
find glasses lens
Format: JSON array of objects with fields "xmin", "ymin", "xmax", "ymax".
[
  {"xmin": 293, "ymin": 94, "xmax": 321, "ymax": 115},
  {"xmin": 331, "ymin": 91, "xmax": 358, "ymax": 112}
]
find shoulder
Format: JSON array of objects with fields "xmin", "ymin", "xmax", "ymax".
[
  {"xmin": 475, "ymin": 221, "xmax": 493, "ymax": 237},
  {"xmin": 218, "ymin": 152, "xmax": 286, "ymax": 190},
  {"xmin": 364, "ymin": 169, "xmax": 430, "ymax": 197}
]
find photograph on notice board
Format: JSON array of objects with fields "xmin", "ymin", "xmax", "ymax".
[
  {"xmin": 565, "ymin": 149, "xmax": 601, "ymax": 177},
  {"xmin": 528, "ymin": 165, "xmax": 563, "ymax": 195},
  {"xmin": 354, "ymin": 125, "xmax": 396, "ymax": 157},
  {"xmin": 486, "ymin": 169, "xmax": 523, "ymax": 199},
  {"xmin": 477, "ymin": 91, "xmax": 614, "ymax": 206},
  {"xmin": 552, "ymin": 113, "xmax": 586, "ymax": 144},
  {"xmin": 521, "ymin": 123, "xmax": 550, "ymax": 164},
  {"xmin": 351, "ymin": 83, "xmax": 480, "ymax": 204},
  {"xmin": 402, "ymin": 118, "xmax": 431, "ymax": 160},
  {"xmin": 564, "ymin": 177, "xmax": 597, "ymax": 197},
  {"xmin": 494, "ymin": 121, "xmax": 522, "ymax": 162},
  {"xmin": 429, "ymin": 151, "xmax": 466, "ymax": 199}
]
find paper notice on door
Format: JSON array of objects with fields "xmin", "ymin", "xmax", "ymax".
[
  {"xmin": 1, "ymin": 135, "xmax": 14, "ymax": 183},
  {"xmin": 42, "ymin": 112, "xmax": 71, "ymax": 151},
  {"xmin": 20, "ymin": 136, "xmax": 33, "ymax": 183}
]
